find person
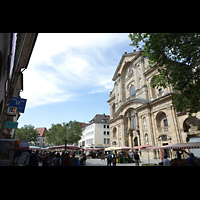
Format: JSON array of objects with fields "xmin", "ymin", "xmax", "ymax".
[
  {"xmin": 187, "ymin": 153, "xmax": 196, "ymax": 166},
  {"xmin": 101, "ymin": 152, "xmax": 105, "ymax": 160},
  {"xmin": 32, "ymin": 150, "xmax": 39, "ymax": 166},
  {"xmin": 112, "ymin": 154, "xmax": 116, "ymax": 166},
  {"xmin": 83, "ymin": 153, "xmax": 87, "ymax": 165},
  {"xmin": 52, "ymin": 152, "xmax": 60, "ymax": 166},
  {"xmin": 64, "ymin": 152, "xmax": 71, "ymax": 166},
  {"xmin": 60, "ymin": 151, "xmax": 66, "ymax": 166},
  {"xmin": 134, "ymin": 152, "xmax": 140, "ymax": 166},
  {"xmin": 107, "ymin": 153, "xmax": 112, "ymax": 166},
  {"xmin": 163, "ymin": 155, "xmax": 171, "ymax": 166}
]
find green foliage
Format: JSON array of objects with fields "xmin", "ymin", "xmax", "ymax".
[
  {"xmin": 129, "ymin": 33, "xmax": 200, "ymax": 114},
  {"xmin": 14, "ymin": 124, "xmax": 38, "ymax": 143},
  {"xmin": 45, "ymin": 121, "xmax": 82, "ymax": 145}
]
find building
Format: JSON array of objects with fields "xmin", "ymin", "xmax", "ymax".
[
  {"xmin": 107, "ymin": 49, "xmax": 200, "ymax": 159},
  {"xmin": 35, "ymin": 127, "xmax": 48, "ymax": 147},
  {"xmin": 0, "ymin": 33, "xmax": 38, "ymax": 139},
  {"xmin": 78, "ymin": 114, "xmax": 110, "ymax": 149}
]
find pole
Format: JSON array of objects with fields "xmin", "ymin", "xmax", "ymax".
[{"xmin": 65, "ymin": 123, "xmax": 69, "ymax": 152}]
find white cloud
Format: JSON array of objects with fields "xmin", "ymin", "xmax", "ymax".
[{"xmin": 21, "ymin": 33, "xmax": 129, "ymax": 107}]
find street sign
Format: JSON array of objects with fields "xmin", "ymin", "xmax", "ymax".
[
  {"xmin": 9, "ymin": 97, "xmax": 27, "ymax": 113},
  {"xmin": 5, "ymin": 121, "xmax": 18, "ymax": 129},
  {"xmin": 7, "ymin": 106, "xmax": 17, "ymax": 115}
]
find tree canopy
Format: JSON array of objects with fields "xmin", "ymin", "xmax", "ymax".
[
  {"xmin": 14, "ymin": 124, "xmax": 38, "ymax": 144},
  {"xmin": 129, "ymin": 33, "xmax": 200, "ymax": 114},
  {"xmin": 45, "ymin": 121, "xmax": 82, "ymax": 146}
]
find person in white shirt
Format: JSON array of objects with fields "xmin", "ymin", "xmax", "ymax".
[{"xmin": 163, "ymin": 155, "xmax": 171, "ymax": 166}]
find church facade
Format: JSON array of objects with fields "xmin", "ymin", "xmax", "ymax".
[{"xmin": 107, "ymin": 50, "xmax": 200, "ymax": 159}]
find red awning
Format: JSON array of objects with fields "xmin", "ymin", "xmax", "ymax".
[
  {"xmin": 85, "ymin": 148, "xmax": 104, "ymax": 151},
  {"xmin": 133, "ymin": 145, "xmax": 154, "ymax": 149},
  {"xmin": 49, "ymin": 145, "xmax": 84, "ymax": 150},
  {"xmin": 161, "ymin": 142, "xmax": 200, "ymax": 150}
]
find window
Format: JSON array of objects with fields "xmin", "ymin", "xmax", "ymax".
[
  {"xmin": 104, "ymin": 131, "xmax": 106, "ymax": 135},
  {"xmin": 158, "ymin": 88, "xmax": 162, "ymax": 94},
  {"xmin": 132, "ymin": 116, "xmax": 137, "ymax": 128},
  {"xmin": 107, "ymin": 125, "xmax": 109, "ymax": 128},
  {"xmin": 130, "ymin": 85, "xmax": 135, "ymax": 96},
  {"xmin": 163, "ymin": 119, "xmax": 168, "ymax": 127},
  {"xmin": 104, "ymin": 125, "xmax": 106, "ymax": 128},
  {"xmin": 107, "ymin": 138, "xmax": 110, "ymax": 144},
  {"xmin": 104, "ymin": 138, "xmax": 110, "ymax": 144},
  {"xmin": 107, "ymin": 131, "xmax": 109, "ymax": 135}
]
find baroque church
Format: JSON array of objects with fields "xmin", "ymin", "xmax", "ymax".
[{"xmin": 107, "ymin": 49, "xmax": 200, "ymax": 159}]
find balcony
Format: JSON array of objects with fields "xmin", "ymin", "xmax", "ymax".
[{"xmin": 157, "ymin": 127, "xmax": 169, "ymax": 133}]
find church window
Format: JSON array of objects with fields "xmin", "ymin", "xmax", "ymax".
[
  {"xmin": 132, "ymin": 116, "xmax": 137, "ymax": 128},
  {"xmin": 130, "ymin": 85, "xmax": 135, "ymax": 96}
]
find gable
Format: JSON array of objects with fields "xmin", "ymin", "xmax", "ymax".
[{"xmin": 112, "ymin": 51, "xmax": 141, "ymax": 81}]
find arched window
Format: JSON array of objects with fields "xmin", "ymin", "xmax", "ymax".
[
  {"xmin": 113, "ymin": 127, "xmax": 117, "ymax": 137},
  {"xmin": 150, "ymin": 77, "xmax": 156, "ymax": 97},
  {"xmin": 130, "ymin": 85, "xmax": 135, "ymax": 96},
  {"xmin": 132, "ymin": 116, "xmax": 137, "ymax": 128}
]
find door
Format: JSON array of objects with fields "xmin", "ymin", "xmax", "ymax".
[{"xmin": 162, "ymin": 143, "xmax": 170, "ymax": 158}]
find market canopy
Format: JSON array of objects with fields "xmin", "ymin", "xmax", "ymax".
[
  {"xmin": 161, "ymin": 142, "xmax": 200, "ymax": 150},
  {"xmin": 145, "ymin": 142, "xmax": 200, "ymax": 150},
  {"xmin": 105, "ymin": 146, "xmax": 132, "ymax": 151},
  {"xmin": 85, "ymin": 148, "xmax": 104, "ymax": 151},
  {"xmin": 49, "ymin": 145, "xmax": 84, "ymax": 150},
  {"xmin": 133, "ymin": 145, "xmax": 153, "ymax": 149}
]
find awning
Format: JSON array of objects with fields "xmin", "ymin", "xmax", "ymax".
[
  {"xmin": 49, "ymin": 145, "xmax": 84, "ymax": 150},
  {"xmin": 105, "ymin": 146, "xmax": 132, "ymax": 151},
  {"xmin": 85, "ymin": 148, "xmax": 104, "ymax": 151},
  {"xmin": 161, "ymin": 142, "xmax": 200, "ymax": 150},
  {"xmin": 133, "ymin": 145, "xmax": 153, "ymax": 149}
]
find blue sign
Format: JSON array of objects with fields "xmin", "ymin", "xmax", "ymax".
[{"xmin": 9, "ymin": 97, "xmax": 27, "ymax": 113}]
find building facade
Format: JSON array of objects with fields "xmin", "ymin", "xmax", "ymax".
[
  {"xmin": 107, "ymin": 50, "xmax": 200, "ymax": 159},
  {"xmin": 78, "ymin": 114, "xmax": 110, "ymax": 149},
  {"xmin": 0, "ymin": 33, "xmax": 38, "ymax": 139}
]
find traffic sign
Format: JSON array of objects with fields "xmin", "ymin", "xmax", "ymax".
[
  {"xmin": 7, "ymin": 106, "xmax": 17, "ymax": 115},
  {"xmin": 9, "ymin": 97, "xmax": 27, "ymax": 113},
  {"xmin": 5, "ymin": 121, "xmax": 18, "ymax": 129}
]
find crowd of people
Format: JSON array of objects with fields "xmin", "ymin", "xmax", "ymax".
[{"xmin": 31, "ymin": 150, "xmax": 87, "ymax": 166}]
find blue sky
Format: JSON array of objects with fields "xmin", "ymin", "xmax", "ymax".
[{"xmin": 18, "ymin": 33, "xmax": 139, "ymax": 129}]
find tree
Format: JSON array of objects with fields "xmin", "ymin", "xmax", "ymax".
[
  {"xmin": 129, "ymin": 33, "xmax": 200, "ymax": 115},
  {"xmin": 45, "ymin": 121, "xmax": 82, "ymax": 146},
  {"xmin": 14, "ymin": 124, "xmax": 38, "ymax": 144}
]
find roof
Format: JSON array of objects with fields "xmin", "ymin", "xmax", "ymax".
[
  {"xmin": 36, "ymin": 127, "xmax": 47, "ymax": 137},
  {"xmin": 89, "ymin": 114, "xmax": 110, "ymax": 124},
  {"xmin": 112, "ymin": 51, "xmax": 141, "ymax": 81},
  {"xmin": 77, "ymin": 122, "xmax": 89, "ymax": 129}
]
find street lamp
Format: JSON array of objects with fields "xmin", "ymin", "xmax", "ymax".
[{"xmin": 65, "ymin": 123, "xmax": 69, "ymax": 152}]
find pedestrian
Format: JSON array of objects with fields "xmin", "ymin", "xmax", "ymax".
[
  {"xmin": 187, "ymin": 153, "xmax": 196, "ymax": 166},
  {"xmin": 32, "ymin": 150, "xmax": 39, "ymax": 166},
  {"xmin": 60, "ymin": 151, "xmax": 65, "ymax": 166},
  {"xmin": 134, "ymin": 152, "xmax": 140, "ymax": 166},
  {"xmin": 101, "ymin": 152, "xmax": 105, "ymax": 160},
  {"xmin": 83, "ymin": 153, "xmax": 87, "ymax": 165},
  {"xmin": 107, "ymin": 153, "xmax": 112, "ymax": 166},
  {"xmin": 64, "ymin": 152, "xmax": 71, "ymax": 166},
  {"xmin": 112, "ymin": 154, "xmax": 116, "ymax": 166},
  {"xmin": 163, "ymin": 155, "xmax": 171, "ymax": 166},
  {"xmin": 52, "ymin": 152, "xmax": 61, "ymax": 166}
]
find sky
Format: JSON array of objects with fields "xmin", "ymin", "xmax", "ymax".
[{"xmin": 18, "ymin": 33, "xmax": 140, "ymax": 130}]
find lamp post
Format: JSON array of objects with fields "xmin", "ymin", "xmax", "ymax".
[{"xmin": 65, "ymin": 123, "xmax": 69, "ymax": 152}]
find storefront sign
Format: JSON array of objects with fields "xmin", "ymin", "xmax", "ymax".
[
  {"xmin": 7, "ymin": 106, "xmax": 17, "ymax": 115},
  {"xmin": 5, "ymin": 121, "xmax": 18, "ymax": 129},
  {"xmin": 9, "ymin": 97, "xmax": 27, "ymax": 113}
]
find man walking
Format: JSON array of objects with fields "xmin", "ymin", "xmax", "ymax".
[
  {"xmin": 107, "ymin": 153, "xmax": 112, "ymax": 166},
  {"xmin": 134, "ymin": 152, "xmax": 140, "ymax": 166}
]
